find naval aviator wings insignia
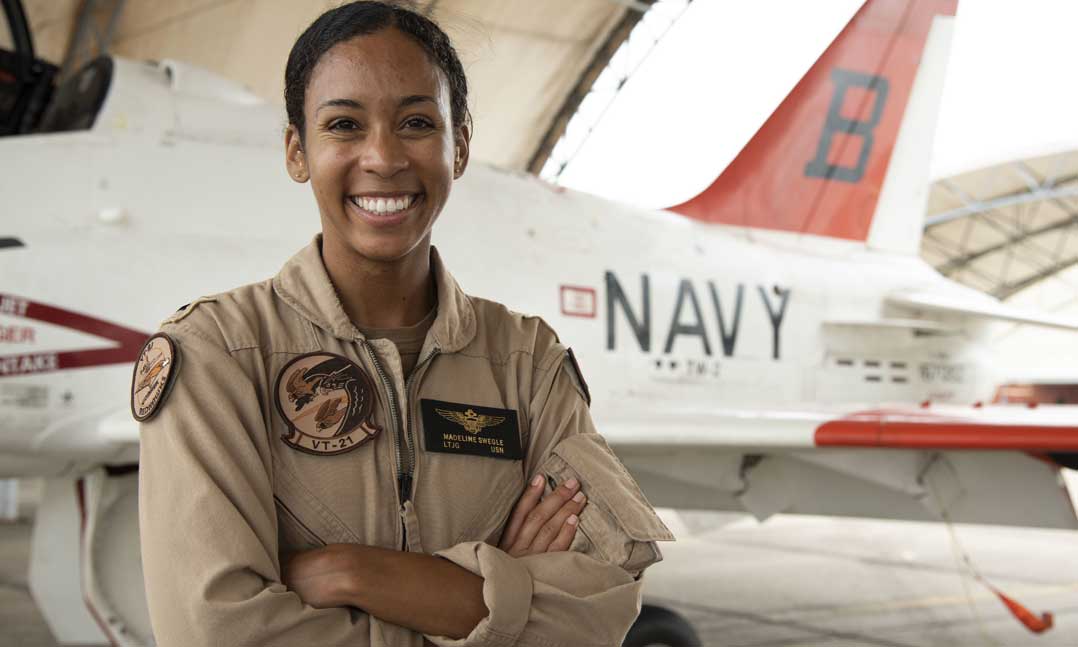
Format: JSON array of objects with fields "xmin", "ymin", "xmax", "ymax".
[{"xmin": 435, "ymin": 407, "xmax": 505, "ymax": 435}]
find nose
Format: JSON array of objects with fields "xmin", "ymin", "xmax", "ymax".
[{"xmin": 359, "ymin": 126, "xmax": 409, "ymax": 178}]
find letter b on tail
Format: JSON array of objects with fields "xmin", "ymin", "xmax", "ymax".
[{"xmin": 804, "ymin": 68, "xmax": 889, "ymax": 184}]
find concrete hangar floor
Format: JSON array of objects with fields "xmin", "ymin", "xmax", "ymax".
[{"xmin": 4, "ymin": 509, "xmax": 1077, "ymax": 646}]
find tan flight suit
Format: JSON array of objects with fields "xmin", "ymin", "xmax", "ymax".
[{"xmin": 137, "ymin": 235, "xmax": 673, "ymax": 647}]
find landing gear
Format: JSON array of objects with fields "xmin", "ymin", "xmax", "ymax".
[
  {"xmin": 623, "ymin": 604, "xmax": 701, "ymax": 647},
  {"xmin": 30, "ymin": 468, "xmax": 152, "ymax": 646}
]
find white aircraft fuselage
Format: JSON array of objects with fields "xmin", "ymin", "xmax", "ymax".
[{"xmin": 0, "ymin": 58, "xmax": 1002, "ymax": 479}]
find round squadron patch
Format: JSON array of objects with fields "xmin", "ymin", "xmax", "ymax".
[
  {"xmin": 275, "ymin": 352, "xmax": 382, "ymax": 456},
  {"xmin": 131, "ymin": 333, "xmax": 178, "ymax": 421}
]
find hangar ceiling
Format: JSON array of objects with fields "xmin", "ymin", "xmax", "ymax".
[
  {"xmin": 16, "ymin": 0, "xmax": 652, "ymax": 172},
  {"xmin": 922, "ymin": 149, "xmax": 1078, "ymax": 300}
]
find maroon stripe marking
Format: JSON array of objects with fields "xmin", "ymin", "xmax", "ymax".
[
  {"xmin": 9, "ymin": 294, "xmax": 146, "ymax": 346},
  {"xmin": 0, "ymin": 294, "xmax": 149, "ymax": 376}
]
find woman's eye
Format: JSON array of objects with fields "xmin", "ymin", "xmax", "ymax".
[
  {"xmin": 329, "ymin": 119, "xmax": 358, "ymax": 132},
  {"xmin": 403, "ymin": 117, "xmax": 435, "ymax": 130}
]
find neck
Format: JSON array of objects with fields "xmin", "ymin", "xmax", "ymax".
[{"xmin": 321, "ymin": 235, "xmax": 436, "ymax": 330}]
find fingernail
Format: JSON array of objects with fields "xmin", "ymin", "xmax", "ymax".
[
  {"xmin": 572, "ymin": 491, "xmax": 585, "ymax": 503},
  {"xmin": 564, "ymin": 478, "xmax": 579, "ymax": 490},
  {"xmin": 567, "ymin": 514, "xmax": 578, "ymax": 526},
  {"xmin": 531, "ymin": 475, "xmax": 543, "ymax": 487}
]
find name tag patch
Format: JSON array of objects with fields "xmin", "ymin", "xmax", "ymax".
[{"xmin": 421, "ymin": 399, "xmax": 522, "ymax": 460}]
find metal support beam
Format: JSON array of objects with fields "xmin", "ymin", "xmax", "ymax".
[
  {"xmin": 995, "ymin": 253, "xmax": 1078, "ymax": 300},
  {"xmin": 58, "ymin": 0, "xmax": 125, "ymax": 81},
  {"xmin": 925, "ymin": 181, "xmax": 1078, "ymax": 228},
  {"xmin": 925, "ymin": 154, "xmax": 1078, "ymax": 300},
  {"xmin": 526, "ymin": 0, "xmax": 657, "ymax": 175}
]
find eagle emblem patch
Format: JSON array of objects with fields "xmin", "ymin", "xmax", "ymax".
[
  {"xmin": 275, "ymin": 352, "xmax": 382, "ymax": 456},
  {"xmin": 131, "ymin": 333, "xmax": 178, "ymax": 422}
]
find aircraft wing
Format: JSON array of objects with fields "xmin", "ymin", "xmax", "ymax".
[
  {"xmin": 605, "ymin": 404, "xmax": 1078, "ymax": 530},
  {"xmin": 887, "ymin": 290, "xmax": 1078, "ymax": 331},
  {"xmin": 33, "ymin": 399, "xmax": 1078, "ymax": 531}
]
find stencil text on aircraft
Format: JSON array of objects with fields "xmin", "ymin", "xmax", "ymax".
[{"xmin": 604, "ymin": 272, "xmax": 790, "ymax": 361}]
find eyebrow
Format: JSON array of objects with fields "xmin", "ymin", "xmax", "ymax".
[
  {"xmin": 315, "ymin": 95, "xmax": 439, "ymax": 114},
  {"xmin": 316, "ymin": 98, "xmax": 363, "ymax": 113},
  {"xmin": 400, "ymin": 95, "xmax": 438, "ymax": 108}
]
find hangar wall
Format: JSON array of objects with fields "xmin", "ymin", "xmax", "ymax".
[
  {"xmin": 18, "ymin": 0, "xmax": 628, "ymax": 171},
  {"xmin": 17, "ymin": 0, "xmax": 80, "ymax": 63}
]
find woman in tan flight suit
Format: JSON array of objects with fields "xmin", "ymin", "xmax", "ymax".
[{"xmin": 132, "ymin": 2, "xmax": 673, "ymax": 646}]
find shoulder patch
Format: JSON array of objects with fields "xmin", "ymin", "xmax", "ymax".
[
  {"xmin": 131, "ymin": 333, "xmax": 180, "ymax": 421},
  {"xmin": 565, "ymin": 348, "xmax": 591, "ymax": 407}
]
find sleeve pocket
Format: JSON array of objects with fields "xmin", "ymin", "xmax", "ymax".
[{"xmin": 539, "ymin": 433, "xmax": 674, "ymax": 575}]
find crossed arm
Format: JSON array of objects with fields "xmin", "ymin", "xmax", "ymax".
[{"xmin": 281, "ymin": 474, "xmax": 588, "ymax": 638}]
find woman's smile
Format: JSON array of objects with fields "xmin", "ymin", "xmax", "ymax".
[{"xmin": 346, "ymin": 192, "xmax": 424, "ymax": 228}]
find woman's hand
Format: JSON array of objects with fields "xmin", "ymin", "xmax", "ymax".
[
  {"xmin": 499, "ymin": 474, "xmax": 587, "ymax": 557},
  {"xmin": 282, "ymin": 544, "xmax": 361, "ymax": 609}
]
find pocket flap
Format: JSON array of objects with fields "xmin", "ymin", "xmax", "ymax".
[
  {"xmin": 273, "ymin": 463, "xmax": 361, "ymax": 545},
  {"xmin": 551, "ymin": 433, "xmax": 674, "ymax": 542}
]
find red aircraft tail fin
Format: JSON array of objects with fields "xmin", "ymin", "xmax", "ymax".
[{"xmin": 668, "ymin": 0, "xmax": 957, "ymax": 253}]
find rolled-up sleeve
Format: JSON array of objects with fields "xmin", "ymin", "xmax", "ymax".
[
  {"xmin": 427, "ymin": 350, "xmax": 674, "ymax": 647},
  {"xmin": 138, "ymin": 322, "xmax": 375, "ymax": 647}
]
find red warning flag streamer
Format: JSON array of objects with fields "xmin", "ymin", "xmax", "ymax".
[
  {"xmin": 932, "ymin": 480, "xmax": 1055, "ymax": 635},
  {"xmin": 987, "ymin": 586, "xmax": 1054, "ymax": 634}
]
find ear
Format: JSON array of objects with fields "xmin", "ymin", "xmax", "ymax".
[
  {"xmin": 452, "ymin": 123, "xmax": 471, "ymax": 179},
  {"xmin": 285, "ymin": 124, "xmax": 308, "ymax": 183}
]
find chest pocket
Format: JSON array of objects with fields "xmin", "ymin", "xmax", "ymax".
[
  {"xmin": 538, "ymin": 433, "xmax": 674, "ymax": 575},
  {"xmin": 414, "ymin": 449, "xmax": 525, "ymax": 551}
]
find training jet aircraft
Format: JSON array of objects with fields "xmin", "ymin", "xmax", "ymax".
[{"xmin": 2, "ymin": 0, "xmax": 1075, "ymax": 643}]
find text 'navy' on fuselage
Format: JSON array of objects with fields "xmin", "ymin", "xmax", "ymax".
[{"xmin": 604, "ymin": 272, "xmax": 790, "ymax": 361}]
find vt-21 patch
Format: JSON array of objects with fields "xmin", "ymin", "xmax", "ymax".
[
  {"xmin": 275, "ymin": 352, "xmax": 382, "ymax": 456},
  {"xmin": 421, "ymin": 399, "xmax": 522, "ymax": 460}
]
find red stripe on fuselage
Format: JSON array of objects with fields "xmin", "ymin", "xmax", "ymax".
[{"xmin": 0, "ymin": 293, "xmax": 149, "ymax": 377}]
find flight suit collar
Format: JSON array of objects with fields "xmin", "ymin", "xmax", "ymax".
[{"xmin": 272, "ymin": 234, "xmax": 476, "ymax": 353}]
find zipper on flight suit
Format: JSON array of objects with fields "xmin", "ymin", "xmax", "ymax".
[
  {"xmin": 360, "ymin": 341, "xmax": 406, "ymax": 500},
  {"xmin": 401, "ymin": 348, "xmax": 440, "ymax": 499},
  {"xmin": 360, "ymin": 340, "xmax": 440, "ymax": 549}
]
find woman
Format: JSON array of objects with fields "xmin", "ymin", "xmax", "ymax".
[{"xmin": 134, "ymin": 3, "xmax": 671, "ymax": 646}]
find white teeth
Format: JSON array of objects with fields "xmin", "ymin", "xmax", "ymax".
[{"xmin": 353, "ymin": 194, "xmax": 415, "ymax": 215}]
